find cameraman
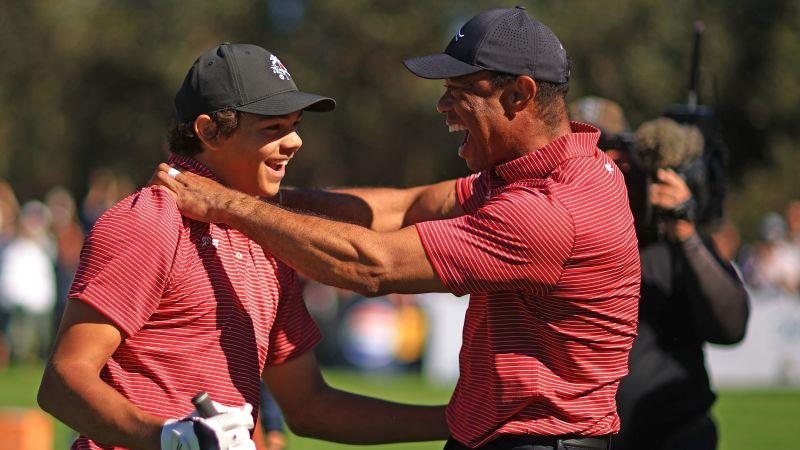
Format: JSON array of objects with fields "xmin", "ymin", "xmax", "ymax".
[{"xmin": 572, "ymin": 99, "xmax": 750, "ymax": 450}]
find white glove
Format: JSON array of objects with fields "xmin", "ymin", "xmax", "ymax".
[{"xmin": 161, "ymin": 401, "xmax": 256, "ymax": 450}]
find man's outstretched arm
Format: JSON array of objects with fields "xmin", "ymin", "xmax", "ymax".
[
  {"xmin": 263, "ymin": 351, "xmax": 449, "ymax": 444},
  {"xmin": 277, "ymin": 179, "xmax": 464, "ymax": 231},
  {"xmin": 155, "ymin": 165, "xmax": 449, "ymax": 296}
]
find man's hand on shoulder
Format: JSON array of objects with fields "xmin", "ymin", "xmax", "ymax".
[{"xmin": 152, "ymin": 163, "xmax": 246, "ymax": 224}]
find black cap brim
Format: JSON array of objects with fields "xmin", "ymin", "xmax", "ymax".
[
  {"xmin": 403, "ymin": 53, "xmax": 484, "ymax": 79},
  {"xmin": 235, "ymin": 90, "xmax": 336, "ymax": 116}
]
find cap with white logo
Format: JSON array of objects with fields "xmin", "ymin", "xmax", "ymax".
[
  {"xmin": 174, "ymin": 43, "xmax": 335, "ymax": 121},
  {"xmin": 403, "ymin": 6, "xmax": 569, "ymax": 83}
]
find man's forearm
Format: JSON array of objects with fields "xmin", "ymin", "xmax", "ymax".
[
  {"xmin": 38, "ymin": 361, "xmax": 163, "ymax": 449},
  {"xmin": 289, "ymin": 387, "xmax": 449, "ymax": 444},
  {"xmin": 279, "ymin": 180, "xmax": 461, "ymax": 232},
  {"xmin": 279, "ymin": 187, "xmax": 419, "ymax": 231},
  {"xmin": 225, "ymin": 191, "xmax": 391, "ymax": 295}
]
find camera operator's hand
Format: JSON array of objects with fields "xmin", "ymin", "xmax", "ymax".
[{"xmin": 650, "ymin": 169, "xmax": 695, "ymax": 241}]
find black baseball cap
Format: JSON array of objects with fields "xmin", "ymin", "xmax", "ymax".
[
  {"xmin": 174, "ymin": 43, "xmax": 335, "ymax": 122},
  {"xmin": 404, "ymin": 6, "xmax": 569, "ymax": 83}
]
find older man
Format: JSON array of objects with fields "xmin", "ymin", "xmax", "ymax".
[{"xmin": 156, "ymin": 7, "xmax": 640, "ymax": 450}]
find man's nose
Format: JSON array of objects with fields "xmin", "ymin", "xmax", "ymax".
[
  {"xmin": 280, "ymin": 131, "xmax": 302, "ymax": 155},
  {"xmin": 436, "ymin": 91, "xmax": 453, "ymax": 114}
]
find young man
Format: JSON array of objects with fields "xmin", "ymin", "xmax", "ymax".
[
  {"xmin": 156, "ymin": 9, "xmax": 640, "ymax": 450},
  {"xmin": 38, "ymin": 43, "xmax": 448, "ymax": 450}
]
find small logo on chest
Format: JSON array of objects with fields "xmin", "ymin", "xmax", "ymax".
[
  {"xmin": 200, "ymin": 236, "xmax": 220, "ymax": 248},
  {"xmin": 604, "ymin": 163, "xmax": 614, "ymax": 174}
]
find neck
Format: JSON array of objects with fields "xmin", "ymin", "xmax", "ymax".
[
  {"xmin": 191, "ymin": 151, "xmax": 229, "ymax": 186},
  {"xmin": 505, "ymin": 116, "xmax": 572, "ymax": 161}
]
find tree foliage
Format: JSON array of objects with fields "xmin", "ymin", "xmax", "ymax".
[{"xmin": 1, "ymin": 0, "xmax": 797, "ymax": 237}]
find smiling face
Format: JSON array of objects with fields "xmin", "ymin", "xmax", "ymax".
[
  {"xmin": 437, "ymin": 71, "xmax": 514, "ymax": 172},
  {"xmin": 210, "ymin": 111, "xmax": 303, "ymax": 197}
]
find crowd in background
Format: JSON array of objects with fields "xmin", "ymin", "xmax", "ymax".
[
  {"xmin": 737, "ymin": 201, "xmax": 800, "ymax": 295},
  {"xmin": 0, "ymin": 172, "xmax": 798, "ymax": 374},
  {"xmin": 0, "ymin": 170, "xmax": 133, "ymax": 370}
]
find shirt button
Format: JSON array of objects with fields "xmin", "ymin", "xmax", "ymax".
[{"xmin": 235, "ymin": 252, "xmax": 243, "ymax": 259}]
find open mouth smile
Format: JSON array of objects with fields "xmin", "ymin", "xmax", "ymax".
[{"xmin": 448, "ymin": 123, "xmax": 470, "ymax": 155}]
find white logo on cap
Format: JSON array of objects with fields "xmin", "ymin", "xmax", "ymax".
[
  {"xmin": 269, "ymin": 54, "xmax": 292, "ymax": 80},
  {"xmin": 455, "ymin": 28, "xmax": 465, "ymax": 41}
]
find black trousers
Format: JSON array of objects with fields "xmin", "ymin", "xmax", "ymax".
[
  {"xmin": 611, "ymin": 413, "xmax": 718, "ymax": 450},
  {"xmin": 444, "ymin": 435, "xmax": 611, "ymax": 450}
]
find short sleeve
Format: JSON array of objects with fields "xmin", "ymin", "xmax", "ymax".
[
  {"xmin": 68, "ymin": 187, "xmax": 182, "ymax": 337},
  {"xmin": 416, "ymin": 186, "xmax": 574, "ymax": 296},
  {"xmin": 265, "ymin": 262, "xmax": 322, "ymax": 365},
  {"xmin": 456, "ymin": 172, "xmax": 490, "ymax": 215}
]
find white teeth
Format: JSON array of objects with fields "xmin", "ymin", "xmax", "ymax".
[{"xmin": 448, "ymin": 124, "xmax": 467, "ymax": 133}]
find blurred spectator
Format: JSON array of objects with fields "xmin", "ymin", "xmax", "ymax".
[
  {"xmin": 569, "ymin": 96, "xmax": 630, "ymax": 135},
  {"xmin": 46, "ymin": 186, "xmax": 85, "ymax": 332},
  {"xmin": 302, "ymin": 279, "xmax": 343, "ymax": 365},
  {"xmin": 0, "ymin": 180, "xmax": 19, "ymax": 371},
  {"xmin": 258, "ymin": 385, "xmax": 286, "ymax": 450},
  {"xmin": 741, "ymin": 211, "xmax": 800, "ymax": 294},
  {"xmin": 787, "ymin": 200, "xmax": 800, "ymax": 245},
  {"xmin": 709, "ymin": 219, "xmax": 742, "ymax": 262},
  {"xmin": 80, "ymin": 168, "xmax": 135, "ymax": 231},
  {"xmin": 0, "ymin": 180, "xmax": 20, "ymax": 244},
  {"xmin": 417, "ymin": 293, "xmax": 468, "ymax": 385},
  {"xmin": 0, "ymin": 200, "xmax": 57, "ymax": 363},
  {"xmin": 390, "ymin": 293, "xmax": 426, "ymax": 367}
]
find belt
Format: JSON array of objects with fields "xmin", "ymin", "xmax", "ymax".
[{"xmin": 444, "ymin": 435, "xmax": 611, "ymax": 450}]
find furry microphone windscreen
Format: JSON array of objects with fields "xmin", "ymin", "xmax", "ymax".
[{"xmin": 633, "ymin": 117, "xmax": 705, "ymax": 171}]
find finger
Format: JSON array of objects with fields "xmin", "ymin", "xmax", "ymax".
[
  {"xmin": 155, "ymin": 170, "xmax": 184, "ymax": 193},
  {"xmin": 656, "ymin": 169, "xmax": 678, "ymax": 186}
]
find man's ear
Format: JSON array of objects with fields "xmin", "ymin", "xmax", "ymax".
[
  {"xmin": 193, "ymin": 114, "xmax": 220, "ymax": 149},
  {"xmin": 501, "ymin": 76, "xmax": 537, "ymax": 114}
]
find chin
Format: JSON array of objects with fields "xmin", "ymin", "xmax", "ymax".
[
  {"xmin": 463, "ymin": 158, "xmax": 487, "ymax": 173},
  {"xmin": 260, "ymin": 182, "xmax": 280, "ymax": 197}
]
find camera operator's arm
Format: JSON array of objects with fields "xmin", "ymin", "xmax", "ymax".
[
  {"xmin": 651, "ymin": 169, "xmax": 749, "ymax": 344},
  {"xmin": 680, "ymin": 233, "xmax": 749, "ymax": 344}
]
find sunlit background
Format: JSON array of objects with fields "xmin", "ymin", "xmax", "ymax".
[{"xmin": 0, "ymin": 1, "xmax": 798, "ymax": 449}]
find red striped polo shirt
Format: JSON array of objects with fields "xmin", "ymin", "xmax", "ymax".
[
  {"xmin": 416, "ymin": 122, "xmax": 640, "ymax": 448},
  {"xmin": 68, "ymin": 154, "xmax": 321, "ymax": 450}
]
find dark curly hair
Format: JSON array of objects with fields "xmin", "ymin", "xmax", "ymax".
[
  {"xmin": 491, "ymin": 63, "xmax": 571, "ymax": 132},
  {"xmin": 166, "ymin": 109, "xmax": 240, "ymax": 156}
]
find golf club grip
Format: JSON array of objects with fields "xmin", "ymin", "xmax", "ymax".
[{"xmin": 192, "ymin": 391, "xmax": 220, "ymax": 418}]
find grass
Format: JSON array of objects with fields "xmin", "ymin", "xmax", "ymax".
[{"xmin": 1, "ymin": 363, "xmax": 799, "ymax": 450}]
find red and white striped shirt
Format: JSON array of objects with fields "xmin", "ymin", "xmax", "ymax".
[
  {"xmin": 69, "ymin": 155, "xmax": 321, "ymax": 450},
  {"xmin": 416, "ymin": 122, "xmax": 640, "ymax": 448}
]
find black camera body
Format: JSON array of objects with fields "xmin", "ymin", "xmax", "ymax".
[{"xmin": 600, "ymin": 107, "xmax": 727, "ymax": 243}]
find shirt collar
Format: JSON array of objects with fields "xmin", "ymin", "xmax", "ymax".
[
  {"xmin": 494, "ymin": 121, "xmax": 601, "ymax": 182},
  {"xmin": 168, "ymin": 153, "xmax": 224, "ymax": 184}
]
